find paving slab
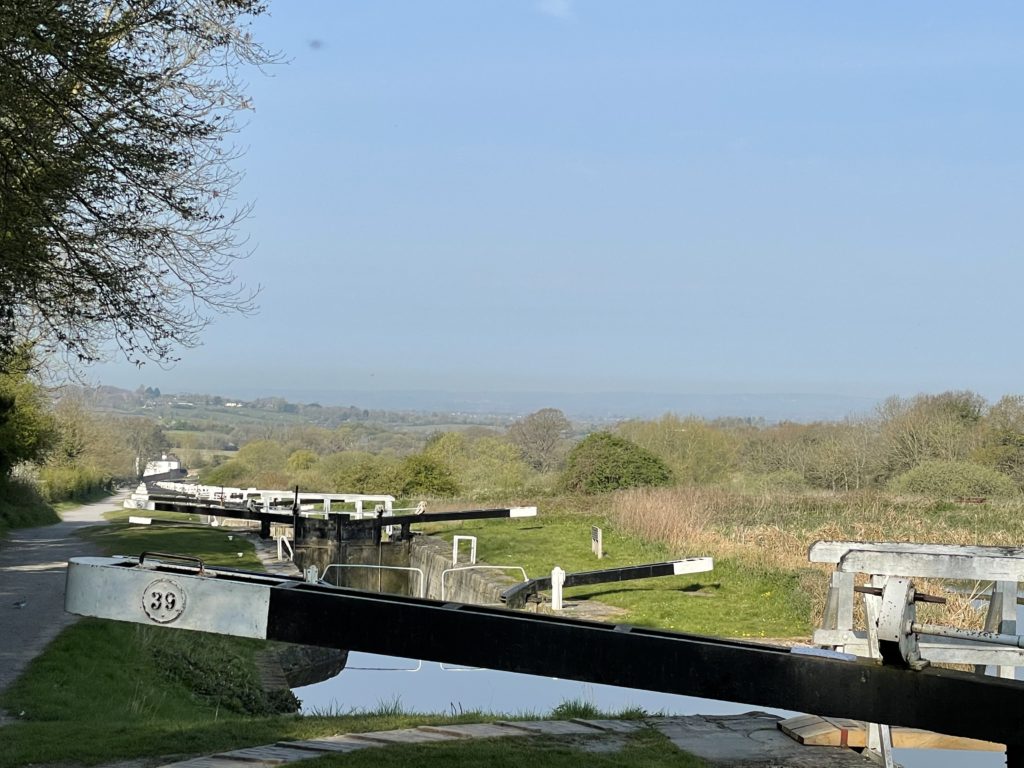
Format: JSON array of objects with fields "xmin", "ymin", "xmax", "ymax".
[
  {"xmin": 276, "ymin": 738, "xmax": 375, "ymax": 754},
  {"xmin": 160, "ymin": 759, "xmax": 275, "ymax": 768},
  {"xmin": 571, "ymin": 718, "xmax": 649, "ymax": 733},
  {"xmin": 418, "ymin": 723, "xmax": 530, "ymax": 739},
  {"xmin": 652, "ymin": 713, "xmax": 876, "ymax": 767},
  {"xmin": 496, "ymin": 719, "xmax": 606, "ymax": 735},
  {"xmin": 218, "ymin": 745, "xmax": 322, "ymax": 763},
  {"xmin": 349, "ymin": 727, "xmax": 463, "ymax": 745}
]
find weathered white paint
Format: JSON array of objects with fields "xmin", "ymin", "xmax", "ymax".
[
  {"xmin": 551, "ymin": 566, "xmax": 566, "ymax": 611},
  {"xmin": 452, "ymin": 535, "xmax": 477, "ymax": 566},
  {"xmin": 671, "ymin": 557, "xmax": 714, "ymax": 575},
  {"xmin": 65, "ymin": 556, "xmax": 271, "ymax": 639}
]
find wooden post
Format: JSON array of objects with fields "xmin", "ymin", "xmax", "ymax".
[{"xmin": 591, "ymin": 526, "xmax": 603, "ymax": 559}]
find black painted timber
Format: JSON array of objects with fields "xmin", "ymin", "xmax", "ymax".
[
  {"xmin": 149, "ymin": 498, "xmax": 528, "ymax": 542},
  {"xmin": 262, "ymin": 579, "xmax": 1024, "ymax": 749},
  {"xmin": 502, "ymin": 561, "xmax": 692, "ymax": 608}
]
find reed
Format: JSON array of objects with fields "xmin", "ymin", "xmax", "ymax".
[{"xmin": 608, "ymin": 487, "xmax": 1018, "ymax": 631}]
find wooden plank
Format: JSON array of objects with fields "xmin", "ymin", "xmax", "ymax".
[
  {"xmin": 810, "ymin": 541, "xmax": 1024, "ymax": 565},
  {"xmin": 779, "ymin": 715, "xmax": 1004, "ymax": 751},
  {"xmin": 812, "ymin": 631, "xmax": 1024, "ymax": 665},
  {"xmin": 839, "ymin": 551, "xmax": 1024, "ymax": 581}
]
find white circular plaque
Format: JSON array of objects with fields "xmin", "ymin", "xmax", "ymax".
[{"xmin": 142, "ymin": 578, "xmax": 186, "ymax": 624}]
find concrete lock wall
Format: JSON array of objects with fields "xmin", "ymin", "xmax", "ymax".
[
  {"xmin": 293, "ymin": 533, "xmax": 519, "ymax": 605},
  {"xmin": 295, "ymin": 540, "xmax": 414, "ymax": 594},
  {"xmin": 409, "ymin": 535, "xmax": 517, "ymax": 604},
  {"xmin": 294, "ymin": 528, "xmax": 524, "ymax": 606}
]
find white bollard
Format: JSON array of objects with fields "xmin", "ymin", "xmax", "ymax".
[{"xmin": 551, "ymin": 566, "xmax": 566, "ymax": 611}]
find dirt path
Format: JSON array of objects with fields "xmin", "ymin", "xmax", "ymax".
[{"xmin": 0, "ymin": 492, "xmax": 126, "ymax": 698}]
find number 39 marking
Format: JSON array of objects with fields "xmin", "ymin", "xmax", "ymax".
[{"xmin": 142, "ymin": 579, "xmax": 186, "ymax": 623}]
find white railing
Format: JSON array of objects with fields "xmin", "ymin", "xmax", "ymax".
[
  {"xmin": 812, "ymin": 540, "xmax": 1024, "ymax": 766},
  {"xmin": 452, "ymin": 535, "xmax": 477, "ymax": 565},
  {"xmin": 276, "ymin": 535, "xmax": 294, "ymax": 562}
]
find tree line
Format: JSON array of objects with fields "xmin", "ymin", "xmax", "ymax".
[{"xmin": 191, "ymin": 391, "xmax": 1024, "ymax": 500}]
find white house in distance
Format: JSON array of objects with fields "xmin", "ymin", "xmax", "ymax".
[{"xmin": 143, "ymin": 454, "xmax": 183, "ymax": 477}]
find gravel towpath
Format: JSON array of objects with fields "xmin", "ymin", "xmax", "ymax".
[{"xmin": 0, "ymin": 492, "xmax": 125, "ymax": 699}]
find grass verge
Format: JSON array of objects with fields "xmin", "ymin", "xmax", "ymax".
[
  {"xmin": 425, "ymin": 504, "xmax": 813, "ymax": 638},
  {"xmin": 296, "ymin": 728, "xmax": 706, "ymax": 768},
  {"xmin": 0, "ymin": 476, "xmax": 59, "ymax": 538}
]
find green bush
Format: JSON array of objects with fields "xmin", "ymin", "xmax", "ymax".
[
  {"xmin": 200, "ymin": 460, "xmax": 253, "ymax": 487},
  {"xmin": 150, "ymin": 630, "xmax": 299, "ymax": 715},
  {"xmin": 889, "ymin": 460, "xmax": 1017, "ymax": 498},
  {"xmin": 36, "ymin": 465, "xmax": 112, "ymax": 503},
  {"xmin": 729, "ymin": 470, "xmax": 808, "ymax": 493},
  {"xmin": 399, "ymin": 454, "xmax": 459, "ymax": 497},
  {"xmin": 0, "ymin": 475, "xmax": 58, "ymax": 535},
  {"xmin": 560, "ymin": 432, "xmax": 673, "ymax": 494}
]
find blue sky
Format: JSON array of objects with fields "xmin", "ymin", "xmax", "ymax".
[{"xmin": 91, "ymin": 2, "xmax": 1024, "ymax": 404}]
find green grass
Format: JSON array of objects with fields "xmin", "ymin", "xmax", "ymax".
[
  {"xmin": 0, "ymin": 513, "xmax": 501, "ymax": 768},
  {"xmin": 0, "ymin": 616, "xmax": 681, "ymax": 768},
  {"xmin": 52, "ymin": 485, "xmax": 116, "ymax": 511},
  {"xmin": 427, "ymin": 512, "xmax": 812, "ymax": 637},
  {"xmin": 298, "ymin": 728, "xmax": 706, "ymax": 768},
  {"xmin": 82, "ymin": 506, "xmax": 264, "ymax": 570},
  {"xmin": 0, "ymin": 476, "xmax": 59, "ymax": 537},
  {"xmin": 0, "ymin": 616, "xmax": 508, "ymax": 768}
]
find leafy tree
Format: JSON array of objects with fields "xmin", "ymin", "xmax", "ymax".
[
  {"xmin": 400, "ymin": 454, "xmax": 459, "ymax": 498},
  {"xmin": 507, "ymin": 408, "xmax": 572, "ymax": 472},
  {"xmin": 889, "ymin": 460, "xmax": 1017, "ymax": 498},
  {"xmin": 0, "ymin": 349, "xmax": 56, "ymax": 473},
  {"xmin": 123, "ymin": 417, "xmax": 168, "ymax": 476},
  {"xmin": 0, "ymin": 0, "xmax": 274, "ymax": 367},
  {"xmin": 286, "ymin": 449, "xmax": 318, "ymax": 474},
  {"xmin": 560, "ymin": 432, "xmax": 672, "ymax": 494},
  {"xmin": 876, "ymin": 392, "xmax": 986, "ymax": 481},
  {"xmin": 618, "ymin": 414, "xmax": 737, "ymax": 485},
  {"xmin": 973, "ymin": 395, "xmax": 1024, "ymax": 488},
  {"xmin": 458, "ymin": 436, "xmax": 529, "ymax": 498},
  {"xmin": 336, "ymin": 454, "xmax": 404, "ymax": 496}
]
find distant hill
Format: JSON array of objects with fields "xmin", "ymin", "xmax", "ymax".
[
  {"xmin": 216, "ymin": 387, "xmax": 880, "ymax": 423},
  {"xmin": 68, "ymin": 384, "xmax": 878, "ymax": 424}
]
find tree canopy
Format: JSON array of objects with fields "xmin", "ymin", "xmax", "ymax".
[
  {"xmin": 561, "ymin": 431, "xmax": 673, "ymax": 494},
  {"xmin": 0, "ymin": 0, "xmax": 274, "ymax": 368}
]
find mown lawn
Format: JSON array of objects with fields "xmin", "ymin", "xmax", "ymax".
[
  {"xmin": 298, "ymin": 729, "xmax": 707, "ymax": 768},
  {"xmin": 425, "ymin": 511, "xmax": 814, "ymax": 638}
]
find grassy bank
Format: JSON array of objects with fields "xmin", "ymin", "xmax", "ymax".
[
  {"xmin": 610, "ymin": 487, "xmax": 1023, "ymax": 627},
  {"xmin": 297, "ymin": 728, "xmax": 706, "ymax": 768},
  {"xmin": 83, "ymin": 507, "xmax": 265, "ymax": 570},
  {"xmin": 427, "ymin": 488, "xmax": 1015, "ymax": 637},
  {"xmin": 427, "ymin": 507, "xmax": 812, "ymax": 637},
  {"xmin": 0, "ymin": 476, "xmax": 59, "ymax": 537},
  {"xmin": 2, "ymin": 508, "xmax": 703, "ymax": 767}
]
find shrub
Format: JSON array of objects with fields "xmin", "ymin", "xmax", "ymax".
[
  {"xmin": 730, "ymin": 470, "xmax": 808, "ymax": 493},
  {"xmin": 36, "ymin": 465, "xmax": 112, "ymax": 503},
  {"xmin": 0, "ymin": 475, "xmax": 58, "ymax": 535},
  {"xmin": 399, "ymin": 454, "xmax": 459, "ymax": 498},
  {"xmin": 560, "ymin": 432, "xmax": 673, "ymax": 494},
  {"xmin": 200, "ymin": 460, "xmax": 253, "ymax": 487},
  {"xmin": 889, "ymin": 460, "xmax": 1017, "ymax": 498}
]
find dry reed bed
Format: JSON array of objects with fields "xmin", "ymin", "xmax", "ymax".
[{"xmin": 609, "ymin": 487, "xmax": 1024, "ymax": 632}]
